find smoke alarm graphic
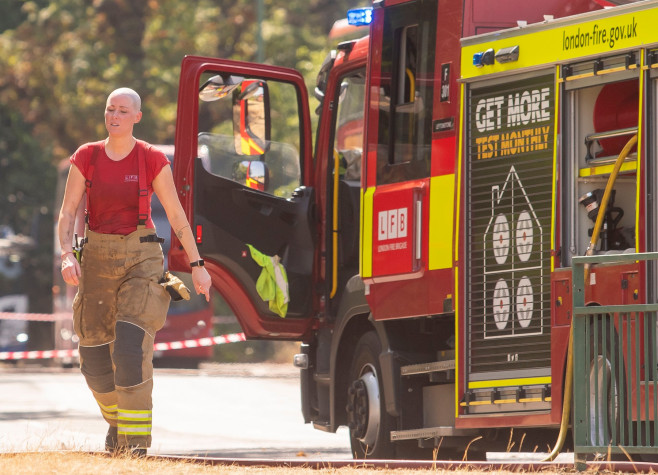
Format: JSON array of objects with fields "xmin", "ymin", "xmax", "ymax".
[
  {"xmin": 483, "ymin": 166, "xmax": 544, "ymax": 338},
  {"xmin": 492, "ymin": 214, "xmax": 510, "ymax": 265},
  {"xmin": 493, "ymin": 278, "xmax": 510, "ymax": 330}
]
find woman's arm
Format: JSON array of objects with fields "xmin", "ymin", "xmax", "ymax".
[
  {"xmin": 58, "ymin": 165, "xmax": 86, "ymax": 286},
  {"xmin": 153, "ymin": 165, "xmax": 212, "ymax": 301}
]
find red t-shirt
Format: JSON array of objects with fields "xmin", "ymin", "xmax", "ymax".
[{"xmin": 70, "ymin": 140, "xmax": 170, "ymax": 235}]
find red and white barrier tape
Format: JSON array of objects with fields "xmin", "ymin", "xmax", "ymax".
[
  {"xmin": 0, "ymin": 348, "xmax": 79, "ymax": 360},
  {"xmin": 153, "ymin": 332, "xmax": 246, "ymax": 351},
  {"xmin": 0, "ymin": 312, "xmax": 72, "ymax": 322},
  {"xmin": 0, "ymin": 332, "xmax": 246, "ymax": 361}
]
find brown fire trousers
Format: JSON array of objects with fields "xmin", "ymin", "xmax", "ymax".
[{"xmin": 73, "ymin": 227, "xmax": 171, "ymax": 448}]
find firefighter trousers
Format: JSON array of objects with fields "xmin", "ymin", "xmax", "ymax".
[{"xmin": 72, "ymin": 227, "xmax": 171, "ymax": 449}]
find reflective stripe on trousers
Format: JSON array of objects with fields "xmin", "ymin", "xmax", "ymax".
[{"xmin": 118, "ymin": 407, "xmax": 153, "ymax": 437}]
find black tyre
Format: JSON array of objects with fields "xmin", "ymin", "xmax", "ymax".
[{"xmin": 346, "ymin": 331, "xmax": 396, "ymax": 459}]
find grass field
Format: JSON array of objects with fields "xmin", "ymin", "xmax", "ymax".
[{"xmin": 0, "ymin": 452, "xmax": 575, "ymax": 474}]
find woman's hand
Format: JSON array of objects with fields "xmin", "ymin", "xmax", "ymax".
[
  {"xmin": 61, "ymin": 253, "xmax": 81, "ymax": 286},
  {"xmin": 192, "ymin": 266, "xmax": 212, "ymax": 302}
]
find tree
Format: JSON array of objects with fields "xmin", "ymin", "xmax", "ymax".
[
  {"xmin": 0, "ymin": 0, "xmax": 49, "ymax": 33},
  {"xmin": 0, "ymin": 104, "xmax": 55, "ymax": 312}
]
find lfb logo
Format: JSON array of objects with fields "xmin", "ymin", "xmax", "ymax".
[{"xmin": 378, "ymin": 208, "xmax": 408, "ymax": 241}]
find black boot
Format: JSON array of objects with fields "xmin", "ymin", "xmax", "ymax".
[
  {"xmin": 105, "ymin": 425, "xmax": 118, "ymax": 453},
  {"xmin": 114, "ymin": 445, "xmax": 147, "ymax": 458},
  {"xmin": 128, "ymin": 447, "xmax": 147, "ymax": 458}
]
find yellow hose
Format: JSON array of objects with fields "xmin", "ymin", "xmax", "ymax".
[
  {"xmin": 584, "ymin": 134, "xmax": 637, "ymax": 282},
  {"xmin": 542, "ymin": 322, "xmax": 574, "ymax": 461},
  {"xmin": 542, "ymin": 133, "xmax": 637, "ymax": 461}
]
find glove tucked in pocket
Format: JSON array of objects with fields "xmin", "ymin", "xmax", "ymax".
[
  {"xmin": 159, "ymin": 271, "xmax": 191, "ymax": 301},
  {"xmin": 73, "ymin": 233, "xmax": 86, "ymax": 263}
]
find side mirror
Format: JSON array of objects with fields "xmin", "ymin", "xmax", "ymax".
[
  {"xmin": 233, "ymin": 80, "xmax": 271, "ymax": 156},
  {"xmin": 242, "ymin": 160, "xmax": 269, "ymax": 191},
  {"xmin": 199, "ymin": 74, "xmax": 245, "ymax": 102}
]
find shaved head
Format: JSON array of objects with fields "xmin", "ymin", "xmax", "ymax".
[{"xmin": 107, "ymin": 87, "xmax": 141, "ymax": 111}]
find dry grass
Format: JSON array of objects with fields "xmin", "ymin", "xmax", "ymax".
[{"xmin": 0, "ymin": 452, "xmax": 578, "ymax": 474}]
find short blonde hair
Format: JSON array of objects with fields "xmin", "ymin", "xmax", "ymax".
[{"xmin": 107, "ymin": 87, "xmax": 141, "ymax": 111}]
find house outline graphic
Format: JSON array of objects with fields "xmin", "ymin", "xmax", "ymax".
[{"xmin": 482, "ymin": 165, "xmax": 545, "ymax": 339}]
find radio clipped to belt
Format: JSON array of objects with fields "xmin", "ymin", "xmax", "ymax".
[{"xmin": 159, "ymin": 271, "xmax": 191, "ymax": 301}]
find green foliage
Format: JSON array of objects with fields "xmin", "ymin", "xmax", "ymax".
[
  {"xmin": 0, "ymin": 106, "xmax": 54, "ymax": 232},
  {"xmin": 0, "ymin": 0, "xmax": 49, "ymax": 33},
  {"xmin": 0, "ymin": 104, "xmax": 55, "ymax": 312}
]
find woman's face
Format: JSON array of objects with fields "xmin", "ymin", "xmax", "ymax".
[{"xmin": 105, "ymin": 93, "xmax": 142, "ymax": 137}]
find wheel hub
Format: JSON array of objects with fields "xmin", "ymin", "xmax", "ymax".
[
  {"xmin": 346, "ymin": 379, "xmax": 368, "ymax": 439},
  {"xmin": 346, "ymin": 371, "xmax": 380, "ymax": 448}
]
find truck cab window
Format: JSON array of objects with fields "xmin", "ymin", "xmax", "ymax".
[
  {"xmin": 392, "ymin": 25, "xmax": 420, "ymax": 164},
  {"xmin": 333, "ymin": 72, "xmax": 366, "ymax": 181},
  {"xmin": 397, "ymin": 25, "xmax": 418, "ymax": 107},
  {"xmin": 376, "ymin": 0, "xmax": 437, "ymax": 185},
  {"xmin": 327, "ymin": 70, "xmax": 366, "ymax": 283},
  {"xmin": 197, "ymin": 76, "xmax": 302, "ymax": 199}
]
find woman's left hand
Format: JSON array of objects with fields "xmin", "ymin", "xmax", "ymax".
[{"xmin": 191, "ymin": 266, "xmax": 212, "ymax": 302}]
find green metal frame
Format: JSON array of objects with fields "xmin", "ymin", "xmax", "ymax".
[{"xmin": 573, "ymin": 252, "xmax": 658, "ymax": 467}]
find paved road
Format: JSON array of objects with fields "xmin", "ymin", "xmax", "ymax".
[
  {"xmin": 0, "ymin": 363, "xmax": 575, "ymax": 462},
  {"xmin": 0, "ymin": 363, "xmax": 351, "ymax": 459}
]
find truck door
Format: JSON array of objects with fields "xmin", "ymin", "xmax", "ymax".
[{"xmin": 170, "ymin": 56, "xmax": 316, "ymax": 339}]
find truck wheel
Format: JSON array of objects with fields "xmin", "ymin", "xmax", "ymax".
[{"xmin": 346, "ymin": 331, "xmax": 395, "ymax": 459}]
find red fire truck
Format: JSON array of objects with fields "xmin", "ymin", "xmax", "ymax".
[{"xmin": 169, "ymin": 0, "xmax": 655, "ymax": 459}]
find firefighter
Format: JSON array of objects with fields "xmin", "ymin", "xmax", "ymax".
[{"xmin": 57, "ymin": 87, "xmax": 212, "ymax": 456}]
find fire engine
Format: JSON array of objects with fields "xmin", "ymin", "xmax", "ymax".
[{"xmin": 169, "ymin": 0, "xmax": 657, "ymax": 459}]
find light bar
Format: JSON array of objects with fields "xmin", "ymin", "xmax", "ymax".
[{"xmin": 347, "ymin": 7, "xmax": 373, "ymax": 26}]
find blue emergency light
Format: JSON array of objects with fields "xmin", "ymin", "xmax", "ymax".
[
  {"xmin": 347, "ymin": 7, "xmax": 373, "ymax": 26},
  {"xmin": 472, "ymin": 48, "xmax": 495, "ymax": 67}
]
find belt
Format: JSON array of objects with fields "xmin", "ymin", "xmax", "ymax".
[{"xmin": 139, "ymin": 235, "xmax": 165, "ymax": 243}]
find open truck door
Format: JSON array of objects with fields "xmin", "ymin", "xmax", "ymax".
[{"xmin": 169, "ymin": 56, "xmax": 316, "ymax": 339}]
